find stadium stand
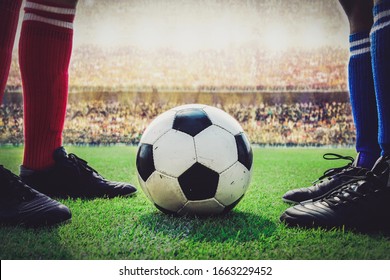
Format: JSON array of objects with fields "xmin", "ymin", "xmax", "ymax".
[{"xmin": 1, "ymin": 97, "xmax": 355, "ymax": 147}]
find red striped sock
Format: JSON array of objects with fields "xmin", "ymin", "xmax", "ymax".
[
  {"xmin": 19, "ymin": 0, "xmax": 76, "ymax": 170},
  {"xmin": 0, "ymin": 0, "xmax": 23, "ymax": 102}
]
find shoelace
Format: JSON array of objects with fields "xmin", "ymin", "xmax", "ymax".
[
  {"xmin": 312, "ymin": 153, "xmax": 356, "ymax": 184},
  {"xmin": 323, "ymin": 171, "xmax": 385, "ymax": 207},
  {"xmin": 65, "ymin": 154, "xmax": 104, "ymax": 179},
  {"xmin": 0, "ymin": 165, "xmax": 35, "ymax": 201}
]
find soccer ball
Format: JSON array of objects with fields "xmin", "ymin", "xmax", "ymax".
[{"xmin": 136, "ymin": 104, "xmax": 253, "ymax": 216}]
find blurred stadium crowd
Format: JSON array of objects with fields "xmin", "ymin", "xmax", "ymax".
[
  {"xmin": 6, "ymin": 45, "xmax": 348, "ymax": 93},
  {"xmin": 0, "ymin": 100, "xmax": 355, "ymax": 147}
]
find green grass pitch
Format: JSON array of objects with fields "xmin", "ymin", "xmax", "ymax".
[{"xmin": 1, "ymin": 146, "xmax": 390, "ymax": 259}]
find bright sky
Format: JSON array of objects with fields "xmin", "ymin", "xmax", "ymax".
[{"xmin": 72, "ymin": 0, "xmax": 350, "ymax": 52}]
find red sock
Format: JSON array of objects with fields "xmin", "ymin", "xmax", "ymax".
[
  {"xmin": 0, "ymin": 0, "xmax": 23, "ymax": 103},
  {"xmin": 19, "ymin": 0, "xmax": 76, "ymax": 170}
]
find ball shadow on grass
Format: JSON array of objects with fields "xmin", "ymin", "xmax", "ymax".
[{"xmin": 138, "ymin": 210, "xmax": 277, "ymax": 243}]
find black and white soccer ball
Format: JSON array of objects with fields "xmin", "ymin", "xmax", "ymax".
[{"xmin": 136, "ymin": 104, "xmax": 253, "ymax": 216}]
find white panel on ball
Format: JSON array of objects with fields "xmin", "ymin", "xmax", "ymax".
[
  {"xmin": 146, "ymin": 171, "xmax": 187, "ymax": 213},
  {"xmin": 215, "ymin": 161, "xmax": 251, "ymax": 206},
  {"xmin": 137, "ymin": 173, "xmax": 153, "ymax": 201},
  {"xmin": 194, "ymin": 125, "xmax": 238, "ymax": 173},
  {"xmin": 203, "ymin": 105, "xmax": 243, "ymax": 135},
  {"xmin": 178, "ymin": 198, "xmax": 225, "ymax": 216},
  {"xmin": 140, "ymin": 109, "xmax": 177, "ymax": 145},
  {"xmin": 153, "ymin": 130, "xmax": 197, "ymax": 177}
]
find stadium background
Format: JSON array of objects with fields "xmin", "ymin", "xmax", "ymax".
[{"xmin": 1, "ymin": 0, "xmax": 355, "ymax": 148}]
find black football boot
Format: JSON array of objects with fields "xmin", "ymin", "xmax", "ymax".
[
  {"xmin": 282, "ymin": 153, "xmax": 367, "ymax": 204},
  {"xmin": 0, "ymin": 165, "xmax": 71, "ymax": 227},
  {"xmin": 20, "ymin": 147, "xmax": 137, "ymax": 199},
  {"xmin": 280, "ymin": 155, "xmax": 390, "ymax": 231}
]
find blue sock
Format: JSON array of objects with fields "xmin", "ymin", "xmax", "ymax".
[
  {"xmin": 371, "ymin": 0, "xmax": 390, "ymax": 156},
  {"xmin": 348, "ymin": 32, "xmax": 381, "ymax": 168}
]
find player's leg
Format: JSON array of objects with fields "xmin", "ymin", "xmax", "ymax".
[
  {"xmin": 282, "ymin": 0, "xmax": 379, "ymax": 204},
  {"xmin": 19, "ymin": 0, "xmax": 77, "ymax": 171},
  {"xmin": 0, "ymin": 0, "xmax": 71, "ymax": 227},
  {"xmin": 371, "ymin": 0, "xmax": 390, "ymax": 156},
  {"xmin": 344, "ymin": 0, "xmax": 381, "ymax": 168},
  {"xmin": 18, "ymin": 0, "xmax": 137, "ymax": 198}
]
